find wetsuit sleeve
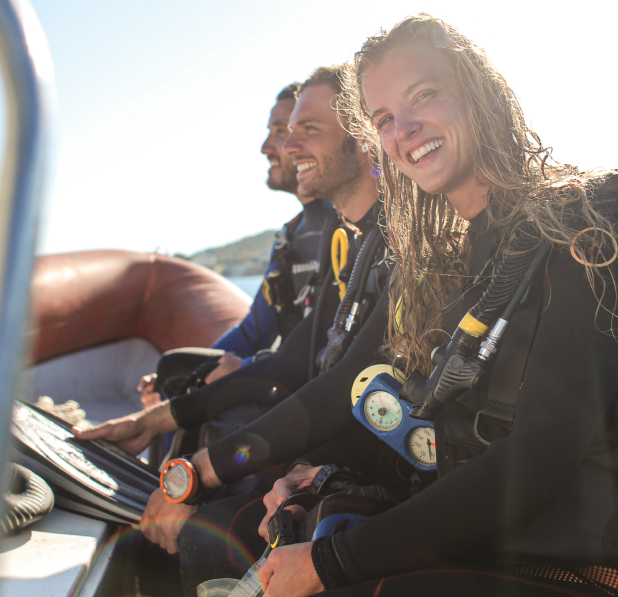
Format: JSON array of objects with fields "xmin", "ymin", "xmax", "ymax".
[
  {"xmin": 207, "ymin": 289, "xmax": 389, "ymax": 484},
  {"xmin": 317, "ymin": 249, "xmax": 618, "ymax": 585},
  {"xmin": 170, "ymin": 283, "xmax": 340, "ymax": 428},
  {"xmin": 211, "ymin": 246, "xmax": 278, "ymax": 356}
]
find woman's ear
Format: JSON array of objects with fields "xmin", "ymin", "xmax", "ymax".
[{"xmin": 358, "ymin": 138, "xmax": 376, "ymax": 155}]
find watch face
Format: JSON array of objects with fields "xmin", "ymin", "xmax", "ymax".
[
  {"xmin": 407, "ymin": 427, "xmax": 437, "ymax": 466},
  {"xmin": 364, "ymin": 390, "xmax": 402, "ymax": 431},
  {"xmin": 162, "ymin": 463, "xmax": 190, "ymax": 500}
]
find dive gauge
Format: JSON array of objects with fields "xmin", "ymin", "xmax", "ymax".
[
  {"xmin": 407, "ymin": 426, "xmax": 437, "ymax": 467},
  {"xmin": 352, "ymin": 371, "xmax": 437, "ymax": 472},
  {"xmin": 363, "ymin": 390, "xmax": 402, "ymax": 431}
]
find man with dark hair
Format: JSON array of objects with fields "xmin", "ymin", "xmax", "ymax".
[
  {"xmin": 74, "ymin": 68, "xmax": 386, "ymax": 597},
  {"xmin": 135, "ymin": 83, "xmax": 331, "ymax": 454}
]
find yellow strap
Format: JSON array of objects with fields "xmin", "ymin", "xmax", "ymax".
[
  {"xmin": 261, "ymin": 270, "xmax": 281, "ymax": 307},
  {"xmin": 458, "ymin": 312, "xmax": 488, "ymax": 337},
  {"xmin": 331, "ymin": 228, "xmax": 349, "ymax": 301},
  {"xmin": 261, "ymin": 278, "xmax": 272, "ymax": 306}
]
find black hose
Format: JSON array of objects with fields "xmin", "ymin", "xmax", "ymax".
[
  {"xmin": 336, "ymin": 226, "xmax": 383, "ymax": 321},
  {"xmin": 353, "ymin": 229, "xmax": 385, "ymax": 305},
  {"xmin": 469, "ymin": 227, "xmax": 543, "ymax": 325},
  {"xmin": 320, "ymin": 227, "xmax": 385, "ymax": 373}
]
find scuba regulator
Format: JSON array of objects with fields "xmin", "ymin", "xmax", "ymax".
[
  {"xmin": 352, "ymin": 224, "xmax": 550, "ymax": 467},
  {"xmin": 319, "ymin": 225, "xmax": 386, "ymax": 373},
  {"xmin": 402, "ymin": 225, "xmax": 550, "ymax": 421}
]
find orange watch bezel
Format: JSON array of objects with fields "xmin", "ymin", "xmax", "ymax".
[{"xmin": 160, "ymin": 458, "xmax": 199, "ymax": 504}]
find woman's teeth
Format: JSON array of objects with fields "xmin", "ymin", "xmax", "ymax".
[
  {"xmin": 411, "ymin": 139, "xmax": 444, "ymax": 163},
  {"xmin": 297, "ymin": 162, "xmax": 317, "ymax": 172}
]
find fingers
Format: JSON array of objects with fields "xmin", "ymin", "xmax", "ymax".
[
  {"xmin": 72, "ymin": 421, "xmax": 111, "ymax": 440},
  {"xmin": 258, "ymin": 554, "xmax": 275, "ymax": 593},
  {"xmin": 137, "ymin": 373, "xmax": 157, "ymax": 392},
  {"xmin": 140, "ymin": 391, "xmax": 162, "ymax": 408},
  {"xmin": 205, "ymin": 354, "xmax": 242, "ymax": 384},
  {"xmin": 204, "ymin": 363, "xmax": 224, "ymax": 384},
  {"xmin": 258, "ymin": 513, "xmax": 270, "ymax": 541}
]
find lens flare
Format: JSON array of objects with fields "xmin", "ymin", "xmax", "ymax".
[
  {"xmin": 233, "ymin": 446, "xmax": 251, "ymax": 467},
  {"xmin": 371, "ymin": 164, "xmax": 383, "ymax": 178}
]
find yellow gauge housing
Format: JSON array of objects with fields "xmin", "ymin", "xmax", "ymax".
[{"xmin": 351, "ymin": 364, "xmax": 405, "ymax": 407}]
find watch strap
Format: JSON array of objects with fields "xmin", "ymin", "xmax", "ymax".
[{"xmin": 308, "ymin": 464, "xmax": 344, "ymax": 495}]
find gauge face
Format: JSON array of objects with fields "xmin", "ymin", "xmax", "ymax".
[
  {"xmin": 407, "ymin": 427, "xmax": 437, "ymax": 466},
  {"xmin": 363, "ymin": 390, "xmax": 402, "ymax": 431},
  {"xmin": 163, "ymin": 464, "xmax": 189, "ymax": 499}
]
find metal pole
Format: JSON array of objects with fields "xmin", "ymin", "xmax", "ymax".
[{"xmin": 0, "ymin": 0, "xmax": 54, "ymax": 495}]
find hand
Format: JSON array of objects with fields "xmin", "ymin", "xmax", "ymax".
[
  {"xmin": 258, "ymin": 465, "xmax": 322, "ymax": 541},
  {"xmin": 205, "ymin": 353, "xmax": 242, "ymax": 384},
  {"xmin": 71, "ymin": 401, "xmax": 178, "ymax": 455},
  {"xmin": 138, "ymin": 374, "xmax": 162, "ymax": 409},
  {"xmin": 139, "ymin": 489, "xmax": 197, "ymax": 554},
  {"xmin": 137, "ymin": 373, "xmax": 157, "ymax": 393},
  {"xmin": 259, "ymin": 543, "xmax": 324, "ymax": 596}
]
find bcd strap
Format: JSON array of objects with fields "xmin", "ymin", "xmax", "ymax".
[
  {"xmin": 473, "ymin": 274, "xmax": 545, "ymax": 434},
  {"xmin": 331, "ymin": 228, "xmax": 349, "ymax": 301}
]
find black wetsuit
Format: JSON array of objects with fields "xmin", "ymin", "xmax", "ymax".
[
  {"xmin": 202, "ymin": 183, "xmax": 618, "ymax": 596},
  {"xmin": 176, "ymin": 205, "xmax": 389, "ymax": 594},
  {"xmin": 168, "ymin": 207, "xmax": 382, "ymax": 430}
]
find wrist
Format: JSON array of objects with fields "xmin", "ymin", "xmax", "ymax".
[
  {"xmin": 289, "ymin": 465, "xmax": 322, "ymax": 491},
  {"xmin": 144, "ymin": 400, "xmax": 178, "ymax": 435},
  {"xmin": 191, "ymin": 449, "xmax": 223, "ymax": 488}
]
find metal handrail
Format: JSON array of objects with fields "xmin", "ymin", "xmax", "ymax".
[{"xmin": 0, "ymin": 0, "xmax": 54, "ymax": 494}]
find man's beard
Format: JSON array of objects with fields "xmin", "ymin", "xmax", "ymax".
[
  {"xmin": 299, "ymin": 135, "xmax": 361, "ymax": 209},
  {"xmin": 267, "ymin": 162, "xmax": 298, "ymax": 194}
]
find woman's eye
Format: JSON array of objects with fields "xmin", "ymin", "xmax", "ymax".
[
  {"xmin": 414, "ymin": 90, "xmax": 437, "ymax": 106},
  {"xmin": 376, "ymin": 115, "xmax": 392, "ymax": 130}
]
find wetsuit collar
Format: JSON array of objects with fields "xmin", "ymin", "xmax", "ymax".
[{"xmin": 302, "ymin": 199, "xmax": 333, "ymax": 229}]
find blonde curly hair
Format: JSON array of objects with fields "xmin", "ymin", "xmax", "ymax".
[{"xmin": 340, "ymin": 14, "xmax": 617, "ymax": 376}]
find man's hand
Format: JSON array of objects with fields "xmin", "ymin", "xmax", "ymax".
[
  {"xmin": 205, "ymin": 353, "xmax": 242, "ymax": 384},
  {"xmin": 259, "ymin": 543, "xmax": 324, "ymax": 596},
  {"xmin": 139, "ymin": 489, "xmax": 197, "ymax": 554},
  {"xmin": 258, "ymin": 465, "xmax": 322, "ymax": 541},
  {"xmin": 138, "ymin": 373, "xmax": 162, "ymax": 409},
  {"xmin": 71, "ymin": 401, "xmax": 179, "ymax": 455}
]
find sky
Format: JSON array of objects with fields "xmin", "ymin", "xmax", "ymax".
[{"xmin": 5, "ymin": 0, "xmax": 617, "ymax": 256}]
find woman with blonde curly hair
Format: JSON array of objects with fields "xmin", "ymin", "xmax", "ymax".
[{"xmin": 258, "ymin": 14, "xmax": 618, "ymax": 597}]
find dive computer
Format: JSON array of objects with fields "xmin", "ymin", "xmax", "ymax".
[{"xmin": 160, "ymin": 457, "xmax": 208, "ymax": 505}]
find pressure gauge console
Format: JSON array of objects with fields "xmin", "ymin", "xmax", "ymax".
[{"xmin": 352, "ymin": 371, "xmax": 437, "ymax": 472}]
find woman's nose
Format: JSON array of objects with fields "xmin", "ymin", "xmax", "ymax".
[{"xmin": 395, "ymin": 116, "xmax": 420, "ymax": 143}]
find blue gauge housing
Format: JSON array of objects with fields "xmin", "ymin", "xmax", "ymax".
[{"xmin": 352, "ymin": 373, "xmax": 437, "ymax": 472}]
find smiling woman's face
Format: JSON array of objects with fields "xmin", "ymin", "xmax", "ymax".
[{"xmin": 362, "ymin": 47, "xmax": 479, "ymax": 205}]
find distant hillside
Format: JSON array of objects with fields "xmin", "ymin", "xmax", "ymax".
[{"xmin": 185, "ymin": 230, "xmax": 276, "ymax": 277}]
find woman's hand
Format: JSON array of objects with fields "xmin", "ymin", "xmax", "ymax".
[
  {"xmin": 258, "ymin": 465, "xmax": 322, "ymax": 541},
  {"xmin": 259, "ymin": 543, "xmax": 324, "ymax": 596}
]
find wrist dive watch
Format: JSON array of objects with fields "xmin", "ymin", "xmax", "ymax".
[{"xmin": 160, "ymin": 457, "xmax": 209, "ymax": 505}]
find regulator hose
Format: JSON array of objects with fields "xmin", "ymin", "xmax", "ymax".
[
  {"xmin": 469, "ymin": 226, "xmax": 543, "ymax": 326},
  {"xmin": 320, "ymin": 226, "xmax": 384, "ymax": 373},
  {"xmin": 1, "ymin": 463, "xmax": 54, "ymax": 535},
  {"xmin": 337, "ymin": 226, "xmax": 383, "ymax": 320}
]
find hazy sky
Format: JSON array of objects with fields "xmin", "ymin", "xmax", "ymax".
[{"xmin": 14, "ymin": 0, "xmax": 618, "ymax": 256}]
